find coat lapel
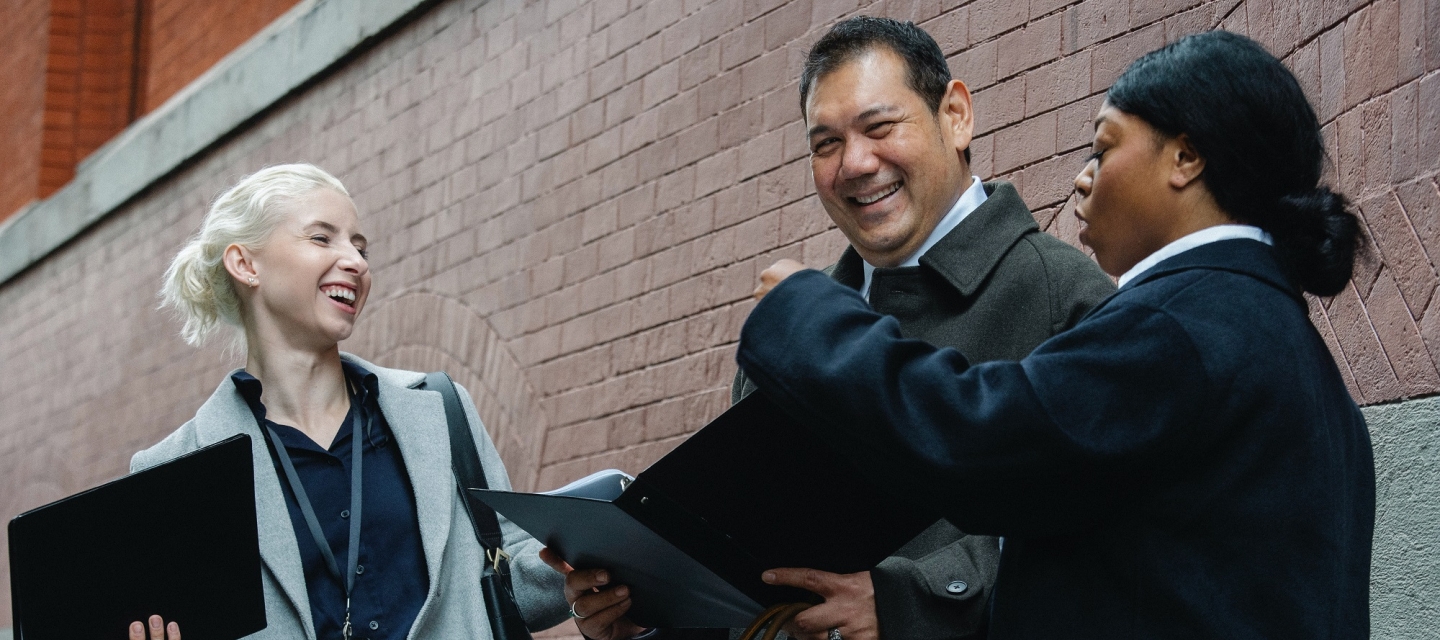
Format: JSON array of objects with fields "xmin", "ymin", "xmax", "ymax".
[
  {"xmin": 190, "ymin": 374, "xmax": 316, "ymax": 640},
  {"xmin": 371, "ymin": 370, "xmax": 455, "ymax": 612},
  {"xmin": 918, "ymin": 181, "xmax": 1040, "ymax": 298}
]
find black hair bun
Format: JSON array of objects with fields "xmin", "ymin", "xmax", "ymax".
[{"xmin": 1273, "ymin": 187, "xmax": 1360, "ymax": 297}]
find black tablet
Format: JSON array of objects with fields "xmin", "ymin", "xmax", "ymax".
[{"xmin": 9, "ymin": 434, "xmax": 266, "ymax": 640}]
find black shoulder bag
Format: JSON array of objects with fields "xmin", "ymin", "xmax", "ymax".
[{"xmin": 423, "ymin": 372, "xmax": 534, "ymax": 640}]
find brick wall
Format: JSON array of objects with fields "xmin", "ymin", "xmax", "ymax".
[
  {"xmin": 0, "ymin": 0, "xmax": 305, "ymax": 222},
  {"xmin": 0, "ymin": 0, "xmax": 1435, "ymax": 631},
  {"xmin": 40, "ymin": 0, "xmax": 143, "ymax": 198},
  {"xmin": 0, "ymin": 0, "xmax": 51, "ymax": 221},
  {"xmin": 141, "ymin": 0, "xmax": 302, "ymax": 111}
]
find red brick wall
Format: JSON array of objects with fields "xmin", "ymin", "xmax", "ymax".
[
  {"xmin": 142, "ymin": 0, "xmax": 302, "ymax": 111},
  {"xmin": 0, "ymin": 0, "xmax": 51, "ymax": 222},
  {"xmin": 0, "ymin": 0, "xmax": 1435, "ymax": 630},
  {"xmin": 1, "ymin": 0, "xmax": 304, "ymax": 221},
  {"xmin": 40, "ymin": 0, "xmax": 143, "ymax": 198}
]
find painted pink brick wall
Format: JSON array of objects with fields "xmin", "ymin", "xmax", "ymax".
[{"xmin": 0, "ymin": 0, "xmax": 1435, "ymax": 631}]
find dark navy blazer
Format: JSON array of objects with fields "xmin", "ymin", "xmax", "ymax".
[{"xmin": 737, "ymin": 239, "xmax": 1374, "ymax": 638}]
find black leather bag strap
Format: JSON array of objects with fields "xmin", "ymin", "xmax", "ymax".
[
  {"xmin": 424, "ymin": 372, "xmax": 534, "ymax": 640},
  {"xmin": 424, "ymin": 372, "xmax": 504, "ymax": 550}
]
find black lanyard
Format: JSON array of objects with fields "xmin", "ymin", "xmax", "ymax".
[{"xmin": 259, "ymin": 381, "xmax": 368, "ymax": 640}]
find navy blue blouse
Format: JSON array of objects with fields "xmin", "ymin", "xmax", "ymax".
[{"xmin": 234, "ymin": 362, "xmax": 428, "ymax": 640}]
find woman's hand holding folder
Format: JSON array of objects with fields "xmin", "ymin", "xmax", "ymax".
[
  {"xmin": 540, "ymin": 547, "xmax": 651, "ymax": 640},
  {"xmin": 128, "ymin": 614, "xmax": 180, "ymax": 640}
]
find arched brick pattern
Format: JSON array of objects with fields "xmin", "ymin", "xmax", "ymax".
[{"xmin": 347, "ymin": 291, "xmax": 549, "ymax": 492}]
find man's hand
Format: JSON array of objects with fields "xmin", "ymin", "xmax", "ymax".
[
  {"xmin": 539, "ymin": 547, "xmax": 649, "ymax": 640},
  {"xmin": 763, "ymin": 568, "xmax": 878, "ymax": 640},
  {"xmin": 754, "ymin": 259, "xmax": 809, "ymax": 300}
]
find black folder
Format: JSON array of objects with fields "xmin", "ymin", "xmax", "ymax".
[
  {"xmin": 8, "ymin": 434, "xmax": 266, "ymax": 640},
  {"xmin": 471, "ymin": 392, "xmax": 938, "ymax": 628}
]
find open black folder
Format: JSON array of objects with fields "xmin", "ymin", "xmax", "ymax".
[
  {"xmin": 8, "ymin": 434, "xmax": 265, "ymax": 640},
  {"xmin": 470, "ymin": 392, "xmax": 938, "ymax": 629}
]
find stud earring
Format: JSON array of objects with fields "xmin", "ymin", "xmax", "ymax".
[{"xmin": 247, "ymin": 277, "xmax": 257, "ymax": 286}]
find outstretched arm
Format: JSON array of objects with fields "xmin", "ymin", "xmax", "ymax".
[{"xmin": 738, "ymin": 263, "xmax": 1210, "ymax": 537}]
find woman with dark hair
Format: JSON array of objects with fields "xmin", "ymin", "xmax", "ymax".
[{"xmin": 737, "ymin": 30, "xmax": 1373, "ymax": 638}]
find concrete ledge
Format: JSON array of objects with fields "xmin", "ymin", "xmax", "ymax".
[
  {"xmin": 0, "ymin": 0, "xmax": 435, "ymax": 285},
  {"xmin": 1364, "ymin": 394, "xmax": 1440, "ymax": 637}
]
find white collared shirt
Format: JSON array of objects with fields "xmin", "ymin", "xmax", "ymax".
[
  {"xmin": 860, "ymin": 176, "xmax": 988, "ymax": 300},
  {"xmin": 1117, "ymin": 224, "xmax": 1275, "ymax": 288}
]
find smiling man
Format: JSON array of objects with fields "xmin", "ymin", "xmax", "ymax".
[{"xmin": 729, "ymin": 17, "xmax": 1113, "ymax": 640}]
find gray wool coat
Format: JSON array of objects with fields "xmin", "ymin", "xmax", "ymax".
[
  {"xmin": 734, "ymin": 181, "xmax": 1115, "ymax": 639},
  {"xmin": 131, "ymin": 353, "xmax": 570, "ymax": 640}
]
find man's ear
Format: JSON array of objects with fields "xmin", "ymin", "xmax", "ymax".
[
  {"xmin": 940, "ymin": 79, "xmax": 975, "ymax": 158},
  {"xmin": 1168, "ymin": 133, "xmax": 1206, "ymax": 189},
  {"xmin": 223, "ymin": 244, "xmax": 258, "ymax": 288}
]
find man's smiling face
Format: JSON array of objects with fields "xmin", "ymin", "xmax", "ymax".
[{"xmin": 805, "ymin": 46, "xmax": 971, "ymax": 268}]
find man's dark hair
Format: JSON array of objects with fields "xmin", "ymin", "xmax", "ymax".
[{"xmin": 801, "ymin": 16, "xmax": 967, "ymax": 162}]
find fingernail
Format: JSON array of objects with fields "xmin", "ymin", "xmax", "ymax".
[
  {"xmin": 616, "ymin": 586, "xmax": 629, "ymax": 597},
  {"xmin": 597, "ymin": 570, "xmax": 609, "ymax": 584},
  {"xmin": 132, "ymin": 622, "xmax": 143, "ymax": 634},
  {"xmin": 762, "ymin": 571, "xmax": 776, "ymax": 583}
]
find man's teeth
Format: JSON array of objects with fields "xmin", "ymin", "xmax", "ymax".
[
  {"xmin": 855, "ymin": 183, "xmax": 900, "ymax": 205},
  {"xmin": 323, "ymin": 286, "xmax": 356, "ymax": 302}
]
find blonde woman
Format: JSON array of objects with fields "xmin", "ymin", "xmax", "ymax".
[{"xmin": 130, "ymin": 164, "xmax": 642, "ymax": 640}]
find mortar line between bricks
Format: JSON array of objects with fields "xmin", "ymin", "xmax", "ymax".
[
  {"xmin": 513, "ymin": 280, "xmax": 764, "ymax": 367},
  {"xmin": 1316, "ymin": 73, "xmax": 1440, "ymax": 128},
  {"xmin": 542, "ymin": 430, "xmax": 700, "ymax": 467},
  {"xmin": 529, "ymin": 305, "xmax": 751, "ymax": 378},
  {"xmin": 1354, "ymin": 276, "xmax": 1409, "ymax": 399},
  {"xmin": 544, "ymin": 385, "xmax": 727, "ymax": 429},
  {"xmin": 439, "ymin": 197, "xmax": 816, "ymax": 318},
  {"xmin": 439, "ymin": 156, "xmax": 817, "ymax": 309},
  {"xmin": 1313, "ymin": 296, "xmax": 1367, "ymax": 397},
  {"xmin": 1390, "ymin": 186, "xmax": 1440, "ymax": 296}
]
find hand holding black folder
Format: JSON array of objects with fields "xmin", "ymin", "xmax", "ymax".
[
  {"xmin": 471, "ymin": 392, "xmax": 938, "ymax": 629},
  {"xmin": 8, "ymin": 435, "xmax": 265, "ymax": 640}
]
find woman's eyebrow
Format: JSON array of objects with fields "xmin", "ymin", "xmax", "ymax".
[{"xmin": 304, "ymin": 221, "xmax": 341, "ymax": 234}]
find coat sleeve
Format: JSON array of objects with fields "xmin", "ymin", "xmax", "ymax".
[
  {"xmin": 737, "ymin": 270, "xmax": 1213, "ymax": 537},
  {"xmin": 455, "ymin": 382, "xmax": 571, "ymax": 631},
  {"xmin": 870, "ymin": 524, "xmax": 996, "ymax": 640}
]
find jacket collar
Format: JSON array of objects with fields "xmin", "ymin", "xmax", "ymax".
[
  {"xmin": 188, "ymin": 353, "xmax": 447, "ymax": 639},
  {"xmin": 1123, "ymin": 238, "xmax": 1298, "ymax": 296},
  {"xmin": 1085, "ymin": 239, "xmax": 1301, "ymax": 318},
  {"xmin": 829, "ymin": 181, "xmax": 1038, "ymax": 297}
]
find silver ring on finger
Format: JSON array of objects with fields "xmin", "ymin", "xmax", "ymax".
[
  {"xmin": 569, "ymin": 600, "xmax": 588, "ymax": 619},
  {"xmin": 827, "ymin": 629, "xmax": 842, "ymax": 640}
]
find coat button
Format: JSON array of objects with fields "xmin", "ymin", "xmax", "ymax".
[
  {"xmin": 946, "ymin": 580, "xmax": 968, "ymax": 594},
  {"xmin": 356, "ymin": 564, "xmax": 365, "ymax": 575},
  {"xmin": 340, "ymin": 510, "xmax": 350, "ymax": 519},
  {"xmin": 369, "ymin": 621, "xmax": 380, "ymax": 630}
]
